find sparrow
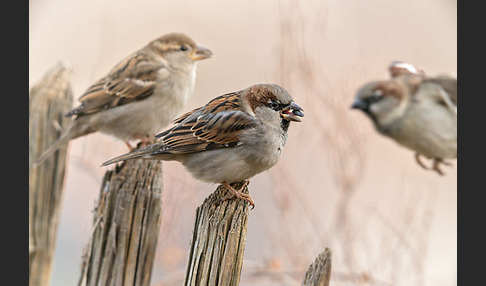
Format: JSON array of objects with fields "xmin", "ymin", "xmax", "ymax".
[
  {"xmin": 102, "ymin": 83, "xmax": 305, "ymax": 208},
  {"xmin": 351, "ymin": 75, "xmax": 457, "ymax": 175},
  {"xmin": 34, "ymin": 33, "xmax": 212, "ymax": 165}
]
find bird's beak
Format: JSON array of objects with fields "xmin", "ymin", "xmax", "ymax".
[
  {"xmin": 281, "ymin": 101, "xmax": 304, "ymax": 122},
  {"xmin": 190, "ymin": 45, "xmax": 213, "ymax": 61},
  {"xmin": 350, "ymin": 98, "xmax": 368, "ymax": 111}
]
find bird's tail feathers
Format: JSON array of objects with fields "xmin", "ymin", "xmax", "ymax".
[
  {"xmin": 33, "ymin": 131, "xmax": 74, "ymax": 167},
  {"xmin": 101, "ymin": 145, "xmax": 159, "ymax": 167}
]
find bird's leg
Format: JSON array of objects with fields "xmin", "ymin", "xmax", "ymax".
[
  {"xmin": 125, "ymin": 134, "xmax": 154, "ymax": 151},
  {"xmin": 125, "ymin": 141, "xmax": 136, "ymax": 151},
  {"xmin": 415, "ymin": 153, "xmax": 431, "ymax": 170},
  {"xmin": 220, "ymin": 180, "xmax": 255, "ymax": 209},
  {"xmin": 134, "ymin": 134, "xmax": 154, "ymax": 147},
  {"xmin": 432, "ymin": 158, "xmax": 453, "ymax": 176}
]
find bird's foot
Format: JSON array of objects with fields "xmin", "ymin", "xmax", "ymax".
[
  {"xmin": 415, "ymin": 153, "xmax": 453, "ymax": 176},
  {"xmin": 415, "ymin": 153, "xmax": 431, "ymax": 170},
  {"xmin": 432, "ymin": 158, "xmax": 453, "ymax": 176},
  {"xmin": 220, "ymin": 180, "xmax": 254, "ymax": 209}
]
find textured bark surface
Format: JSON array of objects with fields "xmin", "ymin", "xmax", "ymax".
[
  {"xmin": 301, "ymin": 248, "xmax": 332, "ymax": 286},
  {"xmin": 29, "ymin": 62, "xmax": 74, "ymax": 286},
  {"xmin": 78, "ymin": 159, "xmax": 163, "ymax": 286},
  {"xmin": 184, "ymin": 182, "xmax": 251, "ymax": 286}
]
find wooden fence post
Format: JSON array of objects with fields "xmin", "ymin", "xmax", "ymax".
[
  {"xmin": 184, "ymin": 182, "xmax": 250, "ymax": 286},
  {"xmin": 78, "ymin": 159, "xmax": 163, "ymax": 286},
  {"xmin": 301, "ymin": 248, "xmax": 332, "ymax": 286},
  {"xmin": 29, "ymin": 62, "xmax": 74, "ymax": 286}
]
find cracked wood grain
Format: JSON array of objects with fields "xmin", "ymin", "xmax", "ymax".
[
  {"xmin": 184, "ymin": 182, "xmax": 250, "ymax": 286},
  {"xmin": 78, "ymin": 159, "xmax": 163, "ymax": 286},
  {"xmin": 29, "ymin": 62, "xmax": 74, "ymax": 286}
]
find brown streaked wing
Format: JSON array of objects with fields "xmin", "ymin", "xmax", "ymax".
[
  {"xmin": 199, "ymin": 92, "xmax": 242, "ymax": 114},
  {"xmin": 66, "ymin": 53, "xmax": 164, "ymax": 117},
  {"xmin": 172, "ymin": 108, "xmax": 201, "ymax": 124},
  {"xmin": 170, "ymin": 92, "xmax": 240, "ymax": 125},
  {"xmin": 151, "ymin": 93, "xmax": 256, "ymax": 155}
]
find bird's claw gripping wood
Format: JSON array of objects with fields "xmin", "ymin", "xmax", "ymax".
[{"xmin": 220, "ymin": 180, "xmax": 255, "ymax": 209}]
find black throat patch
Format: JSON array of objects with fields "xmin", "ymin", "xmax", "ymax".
[{"xmin": 281, "ymin": 119, "xmax": 290, "ymax": 132}]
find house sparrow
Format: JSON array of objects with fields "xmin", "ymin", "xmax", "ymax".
[
  {"xmin": 34, "ymin": 33, "xmax": 212, "ymax": 165},
  {"xmin": 351, "ymin": 76, "xmax": 457, "ymax": 175},
  {"xmin": 102, "ymin": 84, "xmax": 305, "ymax": 208}
]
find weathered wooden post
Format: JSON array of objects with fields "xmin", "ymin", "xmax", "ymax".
[
  {"xmin": 301, "ymin": 248, "xmax": 332, "ymax": 286},
  {"xmin": 78, "ymin": 159, "xmax": 163, "ymax": 286},
  {"xmin": 184, "ymin": 182, "xmax": 250, "ymax": 286},
  {"xmin": 29, "ymin": 62, "xmax": 74, "ymax": 286}
]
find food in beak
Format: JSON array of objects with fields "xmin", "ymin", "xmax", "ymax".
[{"xmin": 281, "ymin": 102, "xmax": 304, "ymax": 122}]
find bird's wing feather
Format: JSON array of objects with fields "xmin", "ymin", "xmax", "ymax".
[
  {"xmin": 66, "ymin": 53, "xmax": 166, "ymax": 117},
  {"xmin": 426, "ymin": 76, "xmax": 457, "ymax": 106},
  {"xmin": 152, "ymin": 92, "xmax": 257, "ymax": 155},
  {"xmin": 411, "ymin": 77, "xmax": 457, "ymax": 115}
]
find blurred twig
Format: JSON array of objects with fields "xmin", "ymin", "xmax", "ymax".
[
  {"xmin": 273, "ymin": 0, "xmax": 367, "ymax": 276},
  {"xmin": 272, "ymin": 2, "xmax": 440, "ymax": 286}
]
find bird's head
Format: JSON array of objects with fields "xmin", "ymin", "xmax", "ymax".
[
  {"xmin": 244, "ymin": 84, "xmax": 304, "ymax": 131},
  {"xmin": 151, "ymin": 33, "xmax": 212, "ymax": 64},
  {"xmin": 351, "ymin": 79, "xmax": 410, "ymax": 128}
]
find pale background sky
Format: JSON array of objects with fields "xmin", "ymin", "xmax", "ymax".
[{"xmin": 30, "ymin": 0, "xmax": 456, "ymax": 285}]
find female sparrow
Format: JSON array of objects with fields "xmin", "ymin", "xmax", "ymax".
[
  {"xmin": 102, "ymin": 84, "xmax": 305, "ymax": 208},
  {"xmin": 351, "ymin": 76, "xmax": 457, "ymax": 175},
  {"xmin": 35, "ymin": 33, "xmax": 212, "ymax": 165}
]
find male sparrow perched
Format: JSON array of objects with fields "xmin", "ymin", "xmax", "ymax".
[
  {"xmin": 351, "ymin": 75, "xmax": 457, "ymax": 175},
  {"xmin": 35, "ymin": 33, "xmax": 212, "ymax": 165},
  {"xmin": 102, "ymin": 84, "xmax": 305, "ymax": 208}
]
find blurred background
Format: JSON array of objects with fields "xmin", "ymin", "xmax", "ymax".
[{"xmin": 29, "ymin": 0, "xmax": 457, "ymax": 285}]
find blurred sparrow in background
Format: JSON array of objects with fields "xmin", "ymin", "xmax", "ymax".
[
  {"xmin": 351, "ymin": 66, "xmax": 457, "ymax": 175},
  {"xmin": 102, "ymin": 84, "xmax": 305, "ymax": 208},
  {"xmin": 35, "ymin": 33, "xmax": 212, "ymax": 165}
]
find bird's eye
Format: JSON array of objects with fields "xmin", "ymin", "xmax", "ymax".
[
  {"xmin": 269, "ymin": 101, "xmax": 280, "ymax": 110},
  {"xmin": 368, "ymin": 91, "xmax": 384, "ymax": 103},
  {"xmin": 180, "ymin": 45, "xmax": 188, "ymax": 51}
]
